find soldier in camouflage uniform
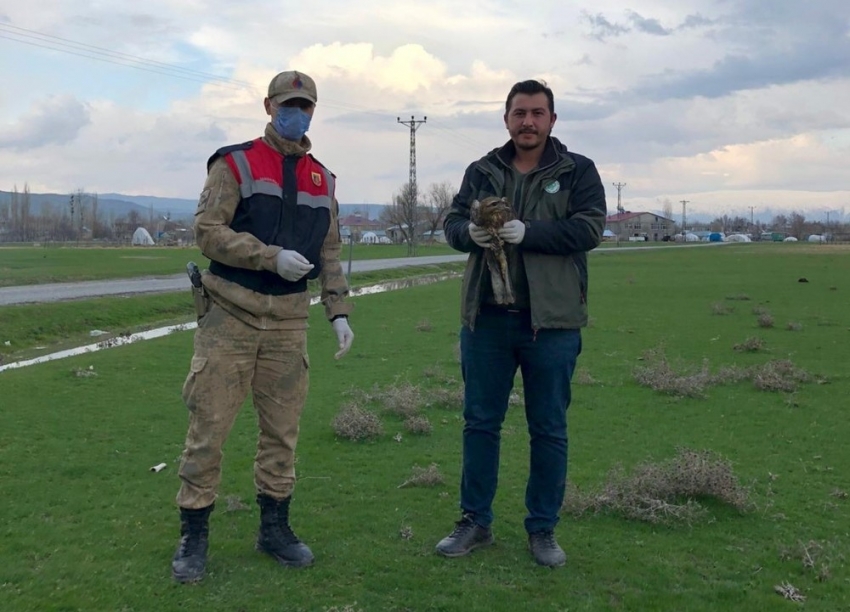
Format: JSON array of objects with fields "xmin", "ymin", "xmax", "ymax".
[{"xmin": 171, "ymin": 70, "xmax": 354, "ymax": 583}]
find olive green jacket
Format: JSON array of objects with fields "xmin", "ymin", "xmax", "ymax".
[{"xmin": 444, "ymin": 137, "xmax": 607, "ymax": 331}]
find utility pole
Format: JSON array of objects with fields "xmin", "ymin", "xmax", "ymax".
[
  {"xmin": 748, "ymin": 206, "xmax": 755, "ymax": 229},
  {"xmin": 613, "ymin": 182, "xmax": 626, "ymax": 214},
  {"xmin": 680, "ymin": 200, "xmax": 690, "ymax": 238},
  {"xmin": 397, "ymin": 115, "xmax": 427, "ymax": 205}
]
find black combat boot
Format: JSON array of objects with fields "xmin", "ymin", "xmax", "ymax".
[
  {"xmin": 255, "ymin": 494, "xmax": 314, "ymax": 567},
  {"xmin": 171, "ymin": 504, "xmax": 213, "ymax": 583}
]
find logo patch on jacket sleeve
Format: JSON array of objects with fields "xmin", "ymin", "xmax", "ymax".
[
  {"xmin": 311, "ymin": 171, "xmax": 322, "ymax": 187},
  {"xmin": 544, "ymin": 180, "xmax": 560, "ymax": 194}
]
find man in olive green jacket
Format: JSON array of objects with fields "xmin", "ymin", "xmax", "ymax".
[{"xmin": 437, "ymin": 79, "xmax": 606, "ymax": 567}]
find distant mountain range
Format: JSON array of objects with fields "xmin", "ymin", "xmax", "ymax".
[{"xmin": 0, "ymin": 190, "xmax": 389, "ymax": 222}]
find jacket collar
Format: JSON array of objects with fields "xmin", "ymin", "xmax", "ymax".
[{"xmin": 490, "ymin": 136, "xmax": 567, "ymax": 171}]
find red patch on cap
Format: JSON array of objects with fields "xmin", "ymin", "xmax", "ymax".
[{"xmin": 292, "ymin": 78, "xmax": 303, "ymax": 89}]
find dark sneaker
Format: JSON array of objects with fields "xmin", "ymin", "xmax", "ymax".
[
  {"xmin": 528, "ymin": 530, "xmax": 566, "ymax": 567},
  {"xmin": 435, "ymin": 514, "xmax": 494, "ymax": 557}
]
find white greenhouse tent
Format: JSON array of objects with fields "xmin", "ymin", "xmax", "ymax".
[
  {"xmin": 726, "ymin": 234, "xmax": 752, "ymax": 242},
  {"xmin": 360, "ymin": 231, "xmax": 378, "ymax": 244},
  {"xmin": 784, "ymin": 236, "xmax": 798, "ymax": 242},
  {"xmin": 807, "ymin": 234, "xmax": 827, "ymax": 243},
  {"xmin": 132, "ymin": 227, "xmax": 155, "ymax": 246}
]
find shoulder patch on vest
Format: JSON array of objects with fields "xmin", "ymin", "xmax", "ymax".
[{"xmin": 207, "ymin": 140, "xmax": 255, "ymax": 172}]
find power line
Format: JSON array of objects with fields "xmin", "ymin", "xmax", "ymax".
[
  {"xmin": 0, "ymin": 32, "xmax": 246, "ymax": 89},
  {"xmin": 0, "ymin": 25, "xmax": 251, "ymax": 90}
]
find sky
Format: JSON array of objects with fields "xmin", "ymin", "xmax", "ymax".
[{"xmin": 0, "ymin": 0, "xmax": 849, "ymax": 221}]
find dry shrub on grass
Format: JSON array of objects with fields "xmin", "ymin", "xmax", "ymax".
[
  {"xmin": 331, "ymin": 403, "xmax": 383, "ymax": 441},
  {"xmin": 416, "ymin": 318, "xmax": 433, "ymax": 332},
  {"xmin": 398, "ymin": 463, "xmax": 444, "ymax": 488},
  {"xmin": 428, "ymin": 386, "xmax": 464, "ymax": 409},
  {"xmin": 563, "ymin": 448, "xmax": 752, "ymax": 525},
  {"xmin": 752, "ymin": 305, "xmax": 770, "ymax": 316},
  {"xmin": 733, "ymin": 336, "xmax": 766, "ymax": 352},
  {"xmin": 779, "ymin": 539, "xmax": 841, "ymax": 583},
  {"xmin": 774, "ymin": 583, "xmax": 806, "ymax": 603},
  {"xmin": 403, "ymin": 415, "xmax": 433, "ymax": 435},
  {"xmin": 751, "ymin": 360, "xmax": 811, "ymax": 393},
  {"xmin": 378, "ymin": 381, "xmax": 425, "ymax": 417},
  {"xmin": 786, "ymin": 321, "xmax": 804, "ymax": 332},
  {"xmin": 341, "ymin": 384, "xmax": 380, "ymax": 404},
  {"xmin": 708, "ymin": 365, "xmax": 752, "ymax": 385},
  {"xmin": 72, "ymin": 366, "xmax": 97, "ymax": 378},
  {"xmin": 224, "ymin": 495, "xmax": 250, "ymax": 512},
  {"xmin": 634, "ymin": 346, "xmax": 817, "ymax": 397},
  {"xmin": 633, "ymin": 347, "xmax": 713, "ymax": 398},
  {"xmin": 421, "ymin": 366, "xmax": 457, "ymax": 385},
  {"xmin": 574, "ymin": 368, "xmax": 598, "ymax": 386},
  {"xmin": 711, "ymin": 302, "xmax": 734, "ymax": 315},
  {"xmin": 757, "ymin": 313, "xmax": 775, "ymax": 328}
]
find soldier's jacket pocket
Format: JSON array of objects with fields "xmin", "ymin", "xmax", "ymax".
[{"xmin": 182, "ymin": 357, "xmax": 209, "ymax": 409}]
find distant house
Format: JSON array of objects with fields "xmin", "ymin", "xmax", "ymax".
[
  {"xmin": 339, "ymin": 211, "xmax": 384, "ymax": 243},
  {"xmin": 605, "ymin": 212, "xmax": 676, "ymax": 242},
  {"xmin": 386, "ymin": 222, "xmax": 430, "ymax": 243},
  {"xmin": 421, "ymin": 229, "xmax": 446, "ymax": 243}
]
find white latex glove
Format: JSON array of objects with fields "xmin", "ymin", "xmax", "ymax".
[
  {"xmin": 498, "ymin": 219, "xmax": 526, "ymax": 244},
  {"xmin": 275, "ymin": 249, "xmax": 314, "ymax": 281},
  {"xmin": 332, "ymin": 317, "xmax": 354, "ymax": 360},
  {"xmin": 468, "ymin": 221, "xmax": 492, "ymax": 248}
]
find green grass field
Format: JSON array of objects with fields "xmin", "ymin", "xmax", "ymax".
[
  {"xmin": 0, "ymin": 243, "xmax": 459, "ymax": 287},
  {"xmin": 1, "ymin": 244, "xmax": 848, "ymax": 611},
  {"xmin": 0, "ymin": 263, "xmax": 465, "ymax": 363}
]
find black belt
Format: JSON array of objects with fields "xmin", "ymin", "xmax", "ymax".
[{"xmin": 481, "ymin": 303, "xmax": 529, "ymax": 315}]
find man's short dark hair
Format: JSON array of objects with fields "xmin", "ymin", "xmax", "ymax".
[{"xmin": 505, "ymin": 80, "xmax": 555, "ymax": 114}]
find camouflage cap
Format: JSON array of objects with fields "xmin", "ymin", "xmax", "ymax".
[{"xmin": 268, "ymin": 70, "xmax": 317, "ymax": 105}]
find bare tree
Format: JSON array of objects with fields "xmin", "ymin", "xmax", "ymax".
[
  {"xmin": 20, "ymin": 184, "xmax": 31, "ymax": 241},
  {"xmin": 771, "ymin": 214, "xmax": 788, "ymax": 233},
  {"xmin": 660, "ymin": 198, "xmax": 674, "ymax": 222},
  {"xmin": 423, "ymin": 181, "xmax": 456, "ymax": 243},
  {"xmin": 379, "ymin": 182, "xmax": 422, "ymax": 255},
  {"xmin": 789, "ymin": 211, "xmax": 806, "ymax": 239},
  {"xmin": 10, "ymin": 185, "xmax": 20, "ymax": 240},
  {"xmin": 91, "ymin": 193, "xmax": 98, "ymax": 237}
]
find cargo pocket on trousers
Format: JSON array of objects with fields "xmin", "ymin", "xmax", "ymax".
[
  {"xmin": 301, "ymin": 353, "xmax": 310, "ymax": 370},
  {"xmin": 181, "ymin": 356, "xmax": 208, "ymax": 411}
]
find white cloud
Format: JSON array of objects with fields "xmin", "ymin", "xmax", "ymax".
[{"xmin": 0, "ymin": 95, "xmax": 90, "ymax": 150}]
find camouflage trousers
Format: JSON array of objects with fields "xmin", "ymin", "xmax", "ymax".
[{"xmin": 176, "ymin": 302, "xmax": 309, "ymax": 509}]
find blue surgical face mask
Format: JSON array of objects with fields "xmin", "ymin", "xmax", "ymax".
[{"xmin": 272, "ymin": 106, "xmax": 311, "ymax": 141}]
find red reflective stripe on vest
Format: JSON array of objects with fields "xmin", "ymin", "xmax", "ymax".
[
  {"xmin": 224, "ymin": 155, "xmax": 242, "ymax": 183},
  {"xmin": 226, "ymin": 138, "xmax": 332, "ymax": 200}
]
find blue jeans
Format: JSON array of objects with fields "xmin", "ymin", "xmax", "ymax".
[{"xmin": 459, "ymin": 306, "xmax": 581, "ymax": 533}]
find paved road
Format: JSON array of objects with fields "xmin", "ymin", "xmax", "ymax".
[
  {"xmin": 0, "ymin": 255, "xmax": 467, "ymax": 305},
  {"xmin": 0, "ymin": 243, "xmax": 727, "ymax": 305}
]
